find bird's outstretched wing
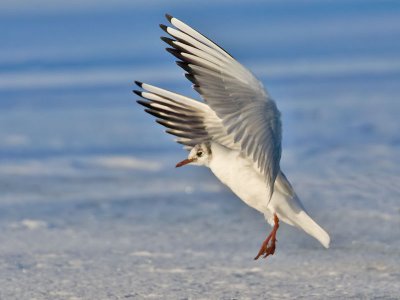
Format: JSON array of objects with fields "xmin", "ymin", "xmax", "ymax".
[
  {"xmin": 160, "ymin": 14, "xmax": 282, "ymax": 195},
  {"xmin": 134, "ymin": 81, "xmax": 236, "ymax": 149}
]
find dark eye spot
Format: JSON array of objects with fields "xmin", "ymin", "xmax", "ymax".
[{"xmin": 197, "ymin": 151, "xmax": 203, "ymax": 157}]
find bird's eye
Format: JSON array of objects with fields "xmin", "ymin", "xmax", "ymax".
[{"xmin": 197, "ymin": 151, "xmax": 203, "ymax": 157}]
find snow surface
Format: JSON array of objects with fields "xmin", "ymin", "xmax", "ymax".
[{"xmin": 0, "ymin": 1, "xmax": 399, "ymax": 299}]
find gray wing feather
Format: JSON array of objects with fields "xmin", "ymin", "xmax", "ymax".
[
  {"xmin": 162, "ymin": 15, "xmax": 282, "ymax": 196},
  {"xmin": 134, "ymin": 82, "xmax": 236, "ymax": 149}
]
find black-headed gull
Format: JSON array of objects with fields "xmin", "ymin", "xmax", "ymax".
[{"xmin": 134, "ymin": 14, "xmax": 330, "ymax": 259}]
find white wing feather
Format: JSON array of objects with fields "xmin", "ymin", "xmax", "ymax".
[{"xmin": 161, "ymin": 14, "xmax": 282, "ymax": 196}]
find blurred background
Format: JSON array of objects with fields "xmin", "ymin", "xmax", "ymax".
[{"xmin": 0, "ymin": 0, "xmax": 399, "ymax": 298}]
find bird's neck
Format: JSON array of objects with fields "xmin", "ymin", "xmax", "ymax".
[{"xmin": 208, "ymin": 142, "xmax": 232, "ymax": 168}]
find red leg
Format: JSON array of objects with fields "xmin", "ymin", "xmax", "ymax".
[{"xmin": 254, "ymin": 214, "xmax": 280, "ymax": 260}]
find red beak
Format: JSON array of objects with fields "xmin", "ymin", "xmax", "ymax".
[{"xmin": 175, "ymin": 158, "xmax": 195, "ymax": 168}]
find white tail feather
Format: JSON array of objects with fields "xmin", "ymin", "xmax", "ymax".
[
  {"xmin": 274, "ymin": 173, "xmax": 330, "ymax": 248},
  {"xmin": 291, "ymin": 210, "xmax": 330, "ymax": 248}
]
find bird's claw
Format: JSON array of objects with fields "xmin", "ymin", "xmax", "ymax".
[
  {"xmin": 254, "ymin": 238, "xmax": 277, "ymax": 260},
  {"xmin": 262, "ymin": 241, "xmax": 276, "ymax": 258},
  {"xmin": 254, "ymin": 214, "xmax": 279, "ymax": 260}
]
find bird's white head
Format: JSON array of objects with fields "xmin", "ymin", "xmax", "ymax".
[{"xmin": 176, "ymin": 143, "xmax": 212, "ymax": 168}]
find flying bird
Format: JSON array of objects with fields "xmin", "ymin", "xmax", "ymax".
[{"xmin": 134, "ymin": 14, "xmax": 330, "ymax": 259}]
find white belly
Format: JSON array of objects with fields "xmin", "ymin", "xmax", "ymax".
[
  {"xmin": 205, "ymin": 144, "xmax": 331, "ymax": 248},
  {"xmin": 209, "ymin": 144, "xmax": 270, "ymax": 214}
]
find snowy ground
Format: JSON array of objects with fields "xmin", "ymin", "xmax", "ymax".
[{"xmin": 0, "ymin": 1, "xmax": 400, "ymax": 299}]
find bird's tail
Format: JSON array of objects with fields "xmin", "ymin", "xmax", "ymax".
[
  {"xmin": 274, "ymin": 172, "xmax": 330, "ymax": 248},
  {"xmin": 289, "ymin": 209, "xmax": 330, "ymax": 248}
]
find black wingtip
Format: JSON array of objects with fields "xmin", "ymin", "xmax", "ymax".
[
  {"xmin": 159, "ymin": 24, "xmax": 168, "ymax": 33},
  {"xmin": 193, "ymin": 85, "xmax": 201, "ymax": 94},
  {"xmin": 185, "ymin": 73, "xmax": 197, "ymax": 84},
  {"xmin": 132, "ymin": 90, "xmax": 142, "ymax": 97},
  {"xmin": 160, "ymin": 36, "xmax": 175, "ymax": 47},
  {"xmin": 134, "ymin": 81, "xmax": 143, "ymax": 87},
  {"xmin": 155, "ymin": 119, "xmax": 165, "ymax": 126},
  {"xmin": 165, "ymin": 14, "xmax": 173, "ymax": 22},
  {"xmin": 136, "ymin": 100, "xmax": 151, "ymax": 108},
  {"xmin": 166, "ymin": 48, "xmax": 183, "ymax": 60},
  {"xmin": 176, "ymin": 61, "xmax": 191, "ymax": 72}
]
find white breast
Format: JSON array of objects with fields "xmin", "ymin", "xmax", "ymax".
[{"xmin": 208, "ymin": 143, "xmax": 271, "ymax": 214}]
